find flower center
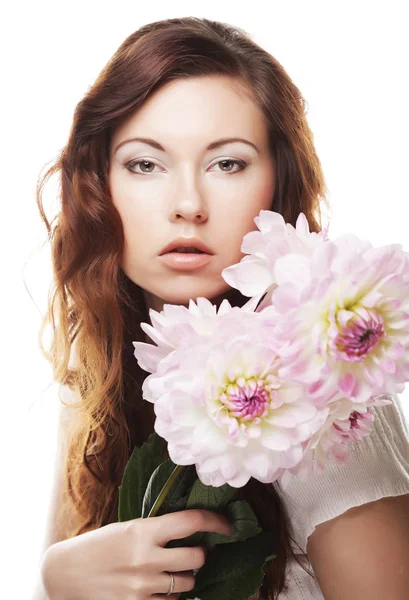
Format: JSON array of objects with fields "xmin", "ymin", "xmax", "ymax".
[
  {"xmin": 220, "ymin": 376, "xmax": 270, "ymax": 424},
  {"xmin": 334, "ymin": 307, "xmax": 385, "ymax": 362},
  {"xmin": 332, "ymin": 408, "xmax": 372, "ymax": 441}
]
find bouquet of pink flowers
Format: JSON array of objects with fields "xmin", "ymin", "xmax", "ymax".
[{"xmin": 118, "ymin": 210, "xmax": 409, "ymax": 600}]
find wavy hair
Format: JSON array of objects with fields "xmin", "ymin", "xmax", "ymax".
[{"xmin": 35, "ymin": 16, "xmax": 330, "ymax": 599}]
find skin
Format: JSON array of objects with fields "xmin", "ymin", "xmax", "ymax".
[
  {"xmin": 108, "ymin": 74, "xmax": 276, "ymax": 330},
  {"xmin": 306, "ymin": 494, "xmax": 409, "ymax": 599}
]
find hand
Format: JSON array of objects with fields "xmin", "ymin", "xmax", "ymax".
[{"xmin": 41, "ymin": 508, "xmax": 232, "ymax": 599}]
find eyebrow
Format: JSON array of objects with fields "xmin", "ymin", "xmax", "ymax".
[{"xmin": 114, "ymin": 136, "xmax": 259, "ymax": 154}]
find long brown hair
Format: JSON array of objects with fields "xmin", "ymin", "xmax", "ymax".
[{"xmin": 35, "ymin": 16, "xmax": 330, "ymax": 599}]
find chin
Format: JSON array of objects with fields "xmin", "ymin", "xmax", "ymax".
[{"xmin": 161, "ymin": 285, "xmax": 232, "ymax": 307}]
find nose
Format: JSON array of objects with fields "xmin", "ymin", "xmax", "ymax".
[{"xmin": 169, "ymin": 172, "xmax": 209, "ymax": 223}]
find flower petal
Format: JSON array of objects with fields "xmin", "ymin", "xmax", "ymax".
[
  {"xmin": 261, "ymin": 426, "xmax": 292, "ymax": 451},
  {"xmin": 222, "ymin": 256, "xmax": 274, "ymax": 296}
]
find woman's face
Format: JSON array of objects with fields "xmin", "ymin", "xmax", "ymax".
[{"xmin": 108, "ymin": 74, "xmax": 276, "ymax": 313}]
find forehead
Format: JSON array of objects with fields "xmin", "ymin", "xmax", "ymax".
[{"xmin": 110, "ymin": 75, "xmax": 269, "ymax": 151}]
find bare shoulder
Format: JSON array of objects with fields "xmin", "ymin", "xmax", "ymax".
[{"xmin": 307, "ymin": 493, "xmax": 409, "ymax": 599}]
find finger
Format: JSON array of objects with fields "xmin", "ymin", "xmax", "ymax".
[
  {"xmin": 149, "ymin": 571, "xmax": 196, "ymax": 596},
  {"xmin": 153, "ymin": 509, "xmax": 232, "ymax": 546},
  {"xmin": 155, "ymin": 545, "xmax": 208, "ymax": 572}
]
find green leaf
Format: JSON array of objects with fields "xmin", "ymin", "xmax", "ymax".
[
  {"xmin": 204, "ymin": 500, "xmax": 262, "ymax": 546},
  {"xmin": 186, "ymin": 478, "xmax": 238, "ymax": 512},
  {"xmin": 181, "ymin": 500, "xmax": 262, "ymax": 548},
  {"xmin": 141, "ymin": 459, "xmax": 197, "ymax": 518},
  {"xmin": 176, "ymin": 478, "xmax": 238, "ymax": 547},
  {"xmin": 163, "ymin": 463, "xmax": 199, "ymax": 513},
  {"xmin": 182, "ymin": 479, "xmax": 260, "ymax": 548},
  {"xmin": 179, "ymin": 530, "xmax": 278, "ymax": 600},
  {"xmin": 118, "ymin": 431, "xmax": 166, "ymax": 522}
]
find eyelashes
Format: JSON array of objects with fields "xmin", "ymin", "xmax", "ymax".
[{"xmin": 124, "ymin": 158, "xmax": 248, "ymax": 175}]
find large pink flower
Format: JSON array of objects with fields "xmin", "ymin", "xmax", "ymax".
[
  {"xmin": 262, "ymin": 233, "xmax": 409, "ymax": 404},
  {"xmin": 134, "ymin": 301, "xmax": 326, "ymax": 487}
]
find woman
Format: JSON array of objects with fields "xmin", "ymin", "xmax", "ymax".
[{"xmin": 35, "ymin": 16, "xmax": 409, "ymax": 600}]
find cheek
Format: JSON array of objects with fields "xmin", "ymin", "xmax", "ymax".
[
  {"xmin": 250, "ymin": 164, "xmax": 276, "ymax": 209},
  {"xmin": 120, "ymin": 203, "xmax": 159, "ymax": 234},
  {"xmin": 121, "ymin": 210, "xmax": 158, "ymax": 265},
  {"xmin": 226, "ymin": 163, "xmax": 275, "ymax": 215},
  {"xmin": 225, "ymin": 171, "xmax": 275, "ymax": 219},
  {"xmin": 218, "ymin": 171, "xmax": 275, "ymax": 256},
  {"xmin": 111, "ymin": 179, "xmax": 161, "ymax": 238},
  {"xmin": 110, "ymin": 193, "xmax": 153, "ymax": 262}
]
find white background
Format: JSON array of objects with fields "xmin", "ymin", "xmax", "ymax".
[{"xmin": 1, "ymin": 1, "xmax": 408, "ymax": 598}]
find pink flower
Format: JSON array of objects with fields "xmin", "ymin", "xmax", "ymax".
[
  {"xmin": 270, "ymin": 234, "xmax": 409, "ymax": 404},
  {"xmin": 277, "ymin": 393, "xmax": 393, "ymax": 490},
  {"xmin": 133, "ymin": 299, "xmax": 326, "ymax": 488},
  {"xmin": 223, "ymin": 209, "xmax": 409, "ymax": 405}
]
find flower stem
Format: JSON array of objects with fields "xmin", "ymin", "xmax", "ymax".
[{"xmin": 147, "ymin": 464, "xmax": 186, "ymax": 518}]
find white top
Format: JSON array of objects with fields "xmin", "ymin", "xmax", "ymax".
[{"xmin": 270, "ymin": 393, "xmax": 409, "ymax": 599}]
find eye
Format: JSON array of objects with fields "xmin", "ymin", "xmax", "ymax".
[
  {"xmin": 125, "ymin": 159, "xmax": 162, "ymax": 174},
  {"xmin": 124, "ymin": 158, "xmax": 248, "ymax": 175},
  {"xmin": 210, "ymin": 159, "xmax": 248, "ymax": 174}
]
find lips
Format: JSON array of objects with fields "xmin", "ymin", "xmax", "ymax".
[
  {"xmin": 168, "ymin": 247, "xmax": 204, "ymax": 254},
  {"xmin": 159, "ymin": 237, "xmax": 214, "ymax": 255},
  {"xmin": 159, "ymin": 251, "xmax": 213, "ymax": 270}
]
